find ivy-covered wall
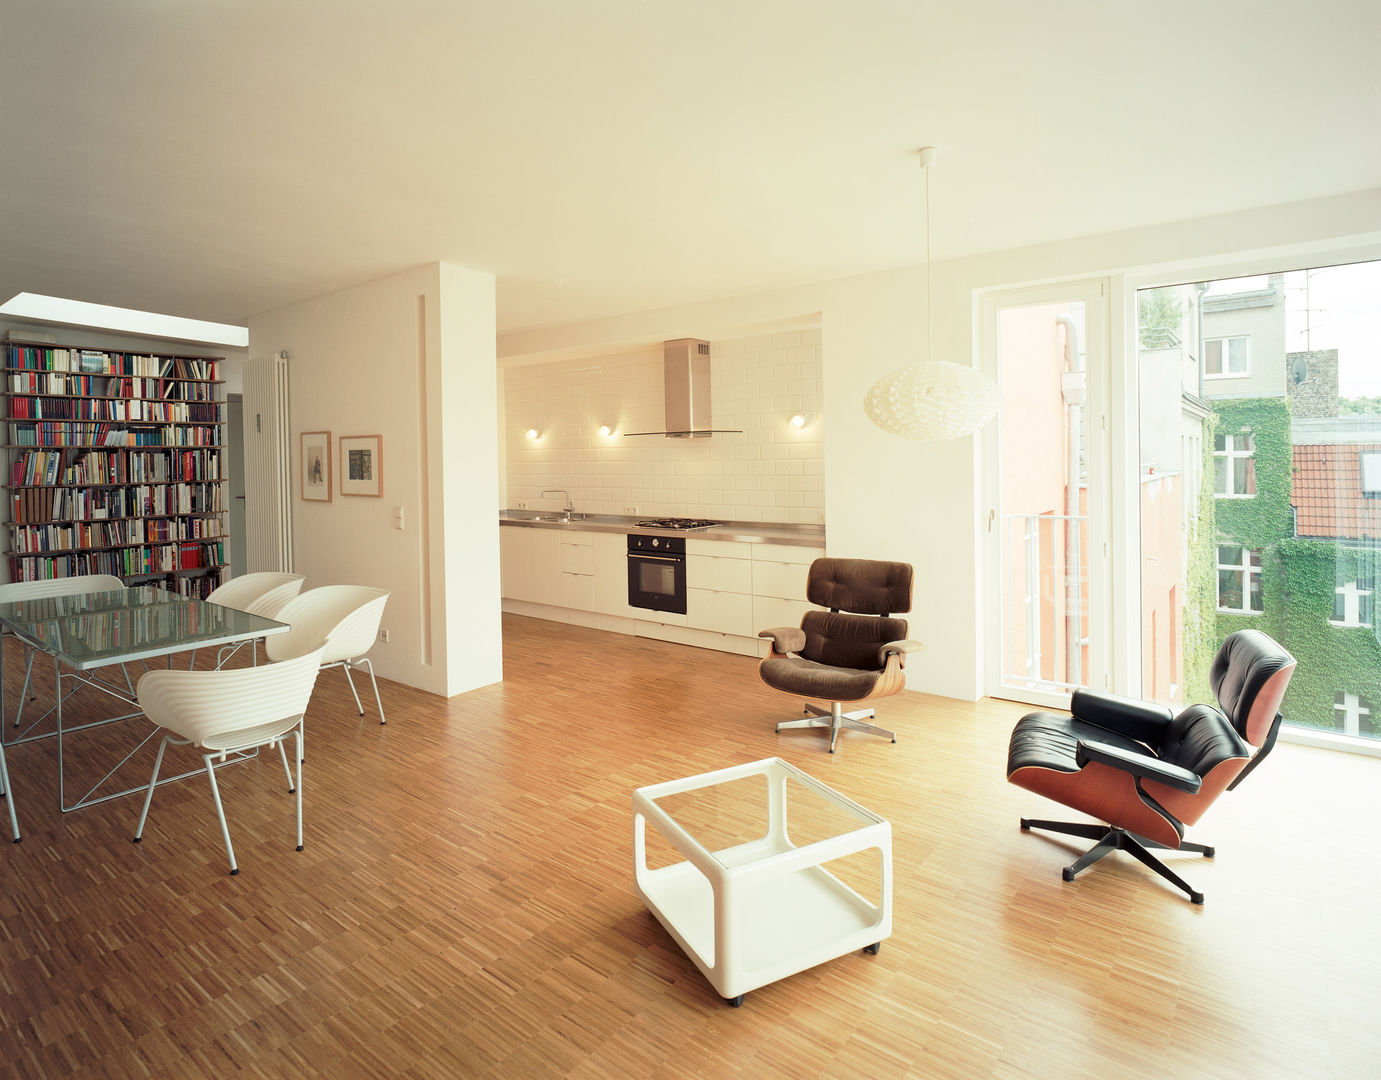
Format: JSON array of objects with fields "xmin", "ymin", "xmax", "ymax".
[
  {"xmin": 1196, "ymin": 395, "xmax": 1381, "ymax": 734},
  {"xmin": 1278, "ymin": 539, "xmax": 1381, "ymax": 733},
  {"xmin": 1181, "ymin": 414, "xmax": 1219, "ymax": 705}
]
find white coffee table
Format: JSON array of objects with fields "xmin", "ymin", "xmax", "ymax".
[{"xmin": 633, "ymin": 756, "xmax": 892, "ymax": 1006}]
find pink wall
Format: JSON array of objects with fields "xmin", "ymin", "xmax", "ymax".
[
  {"xmin": 1140, "ymin": 473, "xmax": 1183, "ymax": 705},
  {"xmin": 999, "ymin": 303, "xmax": 1085, "ymax": 686}
]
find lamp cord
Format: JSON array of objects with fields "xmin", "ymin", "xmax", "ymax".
[{"xmin": 925, "ymin": 161, "xmax": 932, "ymax": 364}]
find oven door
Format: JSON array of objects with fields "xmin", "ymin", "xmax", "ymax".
[{"xmin": 627, "ymin": 551, "xmax": 686, "ymax": 615}]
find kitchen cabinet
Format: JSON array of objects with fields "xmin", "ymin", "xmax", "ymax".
[
  {"xmin": 593, "ymin": 532, "xmax": 636, "ymax": 617},
  {"xmin": 686, "ymin": 540, "xmax": 754, "ymax": 637},
  {"xmin": 752, "ymin": 544, "xmax": 823, "ymax": 642},
  {"xmin": 501, "ymin": 521, "xmax": 824, "ymax": 658},
  {"xmin": 529, "ymin": 529, "xmax": 563, "ymax": 606},
  {"xmin": 499, "ymin": 525, "xmax": 532, "ymax": 601},
  {"xmin": 559, "ymin": 532, "xmax": 594, "ymax": 610},
  {"xmin": 501, "ymin": 526, "xmax": 561, "ymax": 605}
]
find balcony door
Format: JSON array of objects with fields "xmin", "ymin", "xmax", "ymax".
[{"xmin": 981, "ymin": 280, "xmax": 1110, "ymax": 707}]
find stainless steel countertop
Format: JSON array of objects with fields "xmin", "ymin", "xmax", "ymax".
[{"xmin": 498, "ymin": 510, "xmax": 825, "ymax": 547}]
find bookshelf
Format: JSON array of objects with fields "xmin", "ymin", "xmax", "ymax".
[{"xmin": 3, "ymin": 343, "xmax": 229, "ymax": 599}]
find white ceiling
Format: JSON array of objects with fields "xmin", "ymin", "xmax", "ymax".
[{"xmin": 1, "ymin": 1, "xmax": 1378, "ymax": 337}]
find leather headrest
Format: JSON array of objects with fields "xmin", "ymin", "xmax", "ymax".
[{"xmin": 806, "ymin": 558, "xmax": 913, "ymax": 615}]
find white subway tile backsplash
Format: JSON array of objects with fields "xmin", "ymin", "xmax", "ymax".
[{"xmin": 503, "ymin": 329, "xmax": 823, "ymax": 520}]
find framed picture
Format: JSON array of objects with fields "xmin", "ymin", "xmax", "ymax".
[
  {"xmin": 340, "ymin": 434, "xmax": 383, "ymax": 497},
  {"xmin": 300, "ymin": 431, "xmax": 332, "ymax": 502}
]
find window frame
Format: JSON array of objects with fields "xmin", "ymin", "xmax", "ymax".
[
  {"xmin": 1331, "ymin": 580, "xmax": 1374, "ymax": 628},
  {"xmin": 1213, "ymin": 430, "xmax": 1257, "ymax": 499},
  {"xmin": 1204, "ymin": 334, "xmax": 1250, "ymax": 378},
  {"xmin": 1216, "ymin": 543, "xmax": 1264, "ymax": 614}
]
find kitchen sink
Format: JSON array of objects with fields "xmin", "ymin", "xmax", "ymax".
[{"xmin": 527, "ymin": 512, "xmax": 589, "ymax": 523}]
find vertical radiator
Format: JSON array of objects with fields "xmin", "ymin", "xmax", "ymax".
[{"xmin": 243, "ymin": 351, "xmax": 293, "ymax": 572}]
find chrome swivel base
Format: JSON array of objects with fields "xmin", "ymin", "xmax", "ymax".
[{"xmin": 775, "ymin": 701, "xmax": 896, "ymax": 754}]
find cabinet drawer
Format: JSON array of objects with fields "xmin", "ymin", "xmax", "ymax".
[
  {"xmin": 688, "ymin": 553, "xmax": 752, "ymax": 594},
  {"xmin": 560, "ymin": 571, "xmax": 594, "ymax": 611},
  {"xmin": 752, "ymin": 559, "xmax": 811, "ymax": 602},
  {"xmin": 753, "ymin": 596, "xmax": 815, "ymax": 634},
  {"xmin": 687, "ymin": 587, "xmax": 754, "ymax": 637},
  {"xmin": 752, "ymin": 543, "xmax": 823, "ymax": 566},
  {"xmin": 559, "ymin": 542, "xmax": 595, "ymax": 575},
  {"xmin": 687, "ymin": 538, "xmax": 753, "ymax": 560}
]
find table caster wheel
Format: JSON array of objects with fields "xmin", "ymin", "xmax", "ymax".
[
  {"xmin": 726, "ymin": 994, "xmax": 744, "ymax": 1008},
  {"xmin": 864, "ymin": 942, "xmax": 881, "ymax": 955}
]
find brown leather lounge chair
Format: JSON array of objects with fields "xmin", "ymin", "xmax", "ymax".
[
  {"xmin": 1007, "ymin": 629, "xmax": 1296, "ymax": 903},
  {"xmin": 758, "ymin": 558, "xmax": 921, "ymax": 754}
]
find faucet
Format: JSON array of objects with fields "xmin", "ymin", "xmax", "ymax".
[{"xmin": 541, "ymin": 489, "xmax": 575, "ymax": 518}]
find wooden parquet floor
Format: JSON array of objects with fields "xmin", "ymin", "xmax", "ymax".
[{"xmin": 1, "ymin": 613, "xmax": 1378, "ymax": 1078}]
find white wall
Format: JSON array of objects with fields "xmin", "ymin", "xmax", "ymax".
[
  {"xmin": 247, "ymin": 262, "xmax": 501, "ymax": 698},
  {"xmin": 500, "ymin": 188, "xmax": 1381, "ymax": 701},
  {"xmin": 502, "ymin": 329, "xmax": 825, "ymax": 523}
]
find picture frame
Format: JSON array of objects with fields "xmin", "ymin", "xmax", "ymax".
[
  {"xmin": 300, "ymin": 431, "xmax": 332, "ymax": 502},
  {"xmin": 340, "ymin": 434, "xmax": 383, "ymax": 497}
]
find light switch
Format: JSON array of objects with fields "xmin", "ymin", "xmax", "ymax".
[{"xmin": 394, "ymin": 505, "xmax": 405, "ymax": 530}]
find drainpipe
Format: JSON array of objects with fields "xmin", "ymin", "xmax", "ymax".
[{"xmin": 1057, "ymin": 314, "xmax": 1085, "ymax": 688}]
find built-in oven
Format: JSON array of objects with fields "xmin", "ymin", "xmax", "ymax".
[{"xmin": 627, "ymin": 533, "xmax": 687, "ymax": 615}]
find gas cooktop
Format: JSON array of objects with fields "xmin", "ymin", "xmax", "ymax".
[{"xmin": 636, "ymin": 518, "xmax": 721, "ymax": 530}]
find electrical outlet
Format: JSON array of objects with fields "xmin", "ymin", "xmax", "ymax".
[
  {"xmin": 516, "ymin": 499, "xmax": 528, "ymax": 510},
  {"xmin": 622, "ymin": 504, "xmax": 638, "ymax": 515},
  {"xmin": 380, "ymin": 628, "xmax": 390, "ymax": 643}
]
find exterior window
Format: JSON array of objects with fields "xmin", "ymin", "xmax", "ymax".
[
  {"xmin": 1363, "ymin": 451, "xmax": 1381, "ymax": 496},
  {"xmin": 1217, "ymin": 544, "xmax": 1263, "ymax": 613},
  {"xmin": 1332, "ymin": 580, "xmax": 1374, "ymax": 628},
  {"xmin": 1213, "ymin": 432, "xmax": 1256, "ymax": 497},
  {"xmin": 1334, "ymin": 691, "xmax": 1372, "ymax": 737},
  {"xmin": 1205, "ymin": 335, "xmax": 1249, "ymax": 377}
]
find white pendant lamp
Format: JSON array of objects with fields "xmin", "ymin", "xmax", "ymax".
[{"xmin": 863, "ymin": 147, "xmax": 999, "ymax": 441}]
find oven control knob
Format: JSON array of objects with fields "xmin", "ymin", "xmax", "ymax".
[{"xmin": 651, "ymin": 538, "xmax": 660, "ymax": 548}]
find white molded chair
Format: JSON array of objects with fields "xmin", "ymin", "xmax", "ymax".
[
  {"xmin": 0, "ymin": 574, "xmax": 128, "ymax": 729},
  {"xmin": 1, "ymin": 740, "xmax": 19, "ymax": 842},
  {"xmin": 199, "ymin": 572, "xmax": 306, "ymax": 668},
  {"xmin": 133, "ymin": 642, "xmax": 326, "ymax": 876},
  {"xmin": 266, "ymin": 586, "xmax": 390, "ymax": 725}
]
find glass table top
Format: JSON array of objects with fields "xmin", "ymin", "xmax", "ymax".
[
  {"xmin": 642, "ymin": 757, "xmax": 885, "ymax": 870},
  {"xmin": 0, "ymin": 585, "xmax": 287, "ymax": 669}
]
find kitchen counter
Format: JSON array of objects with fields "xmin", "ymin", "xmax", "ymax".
[{"xmin": 498, "ymin": 511, "xmax": 825, "ymax": 548}]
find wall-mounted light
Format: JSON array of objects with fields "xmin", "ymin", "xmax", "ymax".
[
  {"xmin": 598, "ymin": 424, "xmax": 617, "ymax": 438},
  {"xmin": 789, "ymin": 413, "xmax": 809, "ymax": 429},
  {"xmin": 525, "ymin": 428, "xmax": 541, "ymax": 441}
]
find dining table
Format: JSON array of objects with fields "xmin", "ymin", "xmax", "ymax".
[{"xmin": 0, "ymin": 583, "xmax": 288, "ymax": 812}]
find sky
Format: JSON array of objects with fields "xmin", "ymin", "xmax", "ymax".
[
  {"xmin": 1282, "ymin": 261, "xmax": 1381, "ymax": 397},
  {"xmin": 1204, "ymin": 260, "xmax": 1381, "ymax": 397}
]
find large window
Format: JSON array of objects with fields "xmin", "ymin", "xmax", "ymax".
[
  {"xmin": 1214, "ymin": 431, "xmax": 1256, "ymax": 497},
  {"xmin": 1138, "ymin": 259, "xmax": 1381, "ymax": 751},
  {"xmin": 1205, "ymin": 335, "xmax": 1249, "ymax": 377},
  {"xmin": 1334, "ymin": 692, "xmax": 1373, "ymax": 737},
  {"xmin": 1331, "ymin": 580, "xmax": 1374, "ymax": 628},
  {"xmin": 1217, "ymin": 544, "xmax": 1263, "ymax": 613}
]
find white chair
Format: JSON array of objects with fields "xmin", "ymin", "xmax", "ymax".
[
  {"xmin": 0, "ymin": 574, "xmax": 128, "ymax": 730},
  {"xmin": 198, "ymin": 572, "xmax": 305, "ymax": 668},
  {"xmin": 266, "ymin": 586, "xmax": 390, "ymax": 725},
  {"xmin": 1, "ymin": 740, "xmax": 19, "ymax": 843},
  {"xmin": 132, "ymin": 642, "xmax": 326, "ymax": 876}
]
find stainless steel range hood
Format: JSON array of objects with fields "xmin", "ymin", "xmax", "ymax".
[{"xmin": 624, "ymin": 339, "xmax": 743, "ymax": 438}]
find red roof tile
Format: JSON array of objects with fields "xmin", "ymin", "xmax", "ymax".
[{"xmin": 1292, "ymin": 443, "xmax": 1381, "ymax": 539}]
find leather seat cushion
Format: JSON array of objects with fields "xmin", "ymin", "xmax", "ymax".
[
  {"xmin": 1006, "ymin": 711, "xmax": 1147, "ymax": 777},
  {"xmin": 760, "ymin": 654, "xmax": 884, "ymax": 702},
  {"xmin": 800, "ymin": 610, "xmax": 908, "ymax": 671}
]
